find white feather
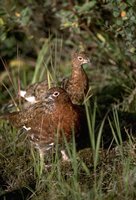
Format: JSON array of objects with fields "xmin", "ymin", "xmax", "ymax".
[
  {"xmin": 25, "ymin": 96, "xmax": 36, "ymax": 103},
  {"xmin": 23, "ymin": 125, "xmax": 31, "ymax": 131},
  {"xmin": 20, "ymin": 90, "xmax": 26, "ymax": 97}
]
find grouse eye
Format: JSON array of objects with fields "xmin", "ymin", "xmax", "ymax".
[
  {"xmin": 78, "ymin": 56, "xmax": 83, "ymax": 61},
  {"xmin": 53, "ymin": 91, "xmax": 60, "ymax": 97}
]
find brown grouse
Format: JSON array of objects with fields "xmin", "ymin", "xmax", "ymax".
[{"xmin": 0, "ymin": 87, "xmax": 85, "ymax": 159}]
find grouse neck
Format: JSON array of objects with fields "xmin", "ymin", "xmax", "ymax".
[{"xmin": 71, "ymin": 63, "xmax": 86, "ymax": 78}]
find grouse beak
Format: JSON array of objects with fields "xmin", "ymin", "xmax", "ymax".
[
  {"xmin": 83, "ymin": 58, "xmax": 91, "ymax": 64},
  {"xmin": 44, "ymin": 95, "xmax": 54, "ymax": 102}
]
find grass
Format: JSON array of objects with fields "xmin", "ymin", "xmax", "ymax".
[{"xmin": 0, "ymin": 40, "xmax": 136, "ymax": 200}]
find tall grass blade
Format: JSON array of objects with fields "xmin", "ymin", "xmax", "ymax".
[
  {"xmin": 94, "ymin": 118, "xmax": 105, "ymax": 170},
  {"xmin": 32, "ymin": 38, "xmax": 51, "ymax": 83},
  {"xmin": 108, "ymin": 108, "xmax": 123, "ymax": 146},
  {"xmin": 84, "ymin": 100, "xmax": 97, "ymax": 150}
]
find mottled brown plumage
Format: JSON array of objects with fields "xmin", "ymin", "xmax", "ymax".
[
  {"xmin": 20, "ymin": 51, "xmax": 90, "ymax": 106},
  {"xmin": 19, "ymin": 80, "xmax": 54, "ymax": 108},
  {"xmin": 0, "ymin": 87, "xmax": 84, "ymax": 156},
  {"xmin": 62, "ymin": 51, "xmax": 90, "ymax": 104},
  {"xmin": 1, "ymin": 51, "xmax": 90, "ymax": 113}
]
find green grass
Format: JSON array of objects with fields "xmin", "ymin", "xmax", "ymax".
[{"xmin": 0, "ymin": 40, "xmax": 136, "ymax": 200}]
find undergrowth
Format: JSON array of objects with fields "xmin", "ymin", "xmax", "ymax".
[{"xmin": 0, "ymin": 40, "xmax": 136, "ymax": 200}]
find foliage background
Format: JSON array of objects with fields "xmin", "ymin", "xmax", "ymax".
[
  {"xmin": 1, "ymin": 0, "xmax": 136, "ymax": 199},
  {"xmin": 0, "ymin": 0, "xmax": 136, "ymax": 109},
  {"xmin": 0, "ymin": 1, "xmax": 135, "ymax": 67}
]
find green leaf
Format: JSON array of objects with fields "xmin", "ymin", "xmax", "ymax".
[
  {"xmin": 0, "ymin": 17, "xmax": 4, "ymax": 26},
  {"xmin": 0, "ymin": 8, "xmax": 6, "ymax": 16},
  {"xmin": 113, "ymin": 10, "xmax": 120, "ymax": 18},
  {"xmin": 76, "ymin": 1, "xmax": 96, "ymax": 14},
  {"xmin": 119, "ymin": 2, "xmax": 128, "ymax": 10},
  {"xmin": 19, "ymin": 7, "xmax": 32, "ymax": 26},
  {"xmin": 116, "ymin": 19, "xmax": 123, "ymax": 26}
]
